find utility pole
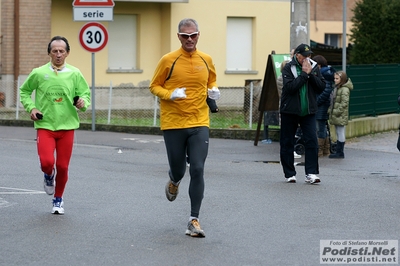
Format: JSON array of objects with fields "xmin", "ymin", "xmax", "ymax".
[
  {"xmin": 290, "ymin": 0, "xmax": 310, "ymax": 50},
  {"xmin": 342, "ymin": 0, "xmax": 347, "ymax": 72}
]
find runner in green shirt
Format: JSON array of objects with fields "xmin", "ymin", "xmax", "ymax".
[{"xmin": 20, "ymin": 36, "xmax": 91, "ymax": 214}]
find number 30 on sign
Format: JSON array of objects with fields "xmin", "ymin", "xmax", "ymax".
[{"xmin": 79, "ymin": 22, "xmax": 108, "ymax": 53}]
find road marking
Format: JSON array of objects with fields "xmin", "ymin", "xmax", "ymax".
[
  {"xmin": 0, "ymin": 186, "xmax": 45, "ymax": 195},
  {"xmin": 122, "ymin": 138, "xmax": 164, "ymax": 144},
  {"xmin": 0, "ymin": 197, "xmax": 15, "ymax": 208}
]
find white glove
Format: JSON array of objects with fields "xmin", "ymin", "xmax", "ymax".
[
  {"xmin": 170, "ymin": 88, "xmax": 187, "ymax": 100},
  {"xmin": 207, "ymin": 87, "xmax": 220, "ymax": 100}
]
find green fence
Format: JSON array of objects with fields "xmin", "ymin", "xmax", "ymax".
[{"xmin": 333, "ymin": 64, "xmax": 400, "ymax": 117}]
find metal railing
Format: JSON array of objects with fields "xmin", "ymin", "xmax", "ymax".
[
  {"xmin": 0, "ymin": 80, "xmax": 264, "ymax": 130},
  {"xmin": 2, "ymin": 64, "xmax": 400, "ymax": 130}
]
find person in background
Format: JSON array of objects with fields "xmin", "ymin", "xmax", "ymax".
[
  {"xmin": 328, "ymin": 71, "xmax": 353, "ymax": 159},
  {"xmin": 20, "ymin": 36, "xmax": 91, "ymax": 214},
  {"xmin": 312, "ymin": 55, "xmax": 335, "ymax": 157},
  {"xmin": 290, "ymin": 48, "xmax": 303, "ymax": 159},
  {"xmin": 290, "ymin": 48, "xmax": 295, "ymax": 59},
  {"xmin": 397, "ymin": 95, "xmax": 400, "ymax": 152},
  {"xmin": 280, "ymin": 43, "xmax": 325, "ymax": 184},
  {"xmin": 276, "ymin": 60, "xmax": 289, "ymax": 101},
  {"xmin": 149, "ymin": 18, "xmax": 219, "ymax": 237},
  {"xmin": 277, "ymin": 60, "xmax": 301, "ymax": 159}
]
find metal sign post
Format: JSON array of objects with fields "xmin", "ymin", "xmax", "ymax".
[
  {"xmin": 91, "ymin": 52, "xmax": 95, "ymax": 131},
  {"xmin": 74, "ymin": 0, "xmax": 114, "ymax": 131},
  {"xmin": 78, "ymin": 22, "xmax": 109, "ymax": 131}
]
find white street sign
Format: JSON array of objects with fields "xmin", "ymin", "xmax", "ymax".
[
  {"xmin": 73, "ymin": 7, "xmax": 113, "ymax": 21},
  {"xmin": 72, "ymin": 0, "xmax": 114, "ymax": 21}
]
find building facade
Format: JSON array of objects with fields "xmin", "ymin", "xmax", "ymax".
[
  {"xmin": 309, "ymin": 0, "xmax": 356, "ymax": 48},
  {"xmin": 1, "ymin": 0, "xmax": 291, "ymax": 87},
  {"xmin": 0, "ymin": 0, "xmax": 355, "ymax": 108}
]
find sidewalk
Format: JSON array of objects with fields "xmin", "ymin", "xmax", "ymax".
[{"xmin": 346, "ymin": 129, "xmax": 399, "ymax": 153}]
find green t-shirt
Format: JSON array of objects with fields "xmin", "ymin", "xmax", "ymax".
[
  {"xmin": 20, "ymin": 62, "xmax": 91, "ymax": 131},
  {"xmin": 296, "ymin": 63, "xmax": 309, "ymax": 116}
]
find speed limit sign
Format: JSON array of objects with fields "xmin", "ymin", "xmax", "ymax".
[{"xmin": 79, "ymin": 22, "xmax": 108, "ymax": 53}]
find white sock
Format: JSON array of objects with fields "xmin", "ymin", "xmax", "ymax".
[
  {"xmin": 190, "ymin": 217, "xmax": 198, "ymax": 222},
  {"xmin": 171, "ymin": 180, "xmax": 180, "ymax": 186}
]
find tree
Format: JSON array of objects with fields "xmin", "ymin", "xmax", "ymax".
[{"xmin": 350, "ymin": 0, "xmax": 400, "ymax": 64}]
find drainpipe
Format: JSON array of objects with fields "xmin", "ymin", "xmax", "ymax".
[{"xmin": 14, "ymin": 0, "xmax": 20, "ymax": 101}]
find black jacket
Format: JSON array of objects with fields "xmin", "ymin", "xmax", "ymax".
[
  {"xmin": 316, "ymin": 66, "xmax": 335, "ymax": 120},
  {"xmin": 280, "ymin": 58, "xmax": 326, "ymax": 115}
]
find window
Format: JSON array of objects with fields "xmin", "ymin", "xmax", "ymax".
[
  {"xmin": 226, "ymin": 17, "xmax": 254, "ymax": 73},
  {"xmin": 325, "ymin": 34, "xmax": 341, "ymax": 48},
  {"xmin": 107, "ymin": 14, "xmax": 140, "ymax": 72}
]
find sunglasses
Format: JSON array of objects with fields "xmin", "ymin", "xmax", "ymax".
[{"xmin": 178, "ymin": 32, "xmax": 199, "ymax": 40}]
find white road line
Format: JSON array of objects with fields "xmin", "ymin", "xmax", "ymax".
[
  {"xmin": 0, "ymin": 186, "xmax": 45, "ymax": 195},
  {"xmin": 0, "ymin": 192, "xmax": 45, "ymax": 195},
  {"xmin": 122, "ymin": 138, "xmax": 164, "ymax": 143}
]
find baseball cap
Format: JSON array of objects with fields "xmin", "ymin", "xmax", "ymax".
[{"xmin": 294, "ymin": 43, "xmax": 313, "ymax": 56}]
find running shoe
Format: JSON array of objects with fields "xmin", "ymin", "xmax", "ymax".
[
  {"xmin": 185, "ymin": 219, "xmax": 205, "ymax": 238},
  {"xmin": 51, "ymin": 197, "xmax": 64, "ymax": 215},
  {"xmin": 43, "ymin": 169, "xmax": 55, "ymax": 195},
  {"xmin": 286, "ymin": 176, "xmax": 297, "ymax": 183},
  {"xmin": 305, "ymin": 174, "xmax": 321, "ymax": 184},
  {"xmin": 165, "ymin": 179, "xmax": 179, "ymax": 202}
]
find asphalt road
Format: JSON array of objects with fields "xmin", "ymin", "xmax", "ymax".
[{"xmin": 1, "ymin": 126, "xmax": 399, "ymax": 266}]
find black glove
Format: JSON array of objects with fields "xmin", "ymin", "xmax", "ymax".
[{"xmin": 206, "ymin": 97, "xmax": 219, "ymax": 113}]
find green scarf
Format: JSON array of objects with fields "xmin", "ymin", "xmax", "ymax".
[{"xmin": 295, "ymin": 58, "xmax": 309, "ymax": 116}]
